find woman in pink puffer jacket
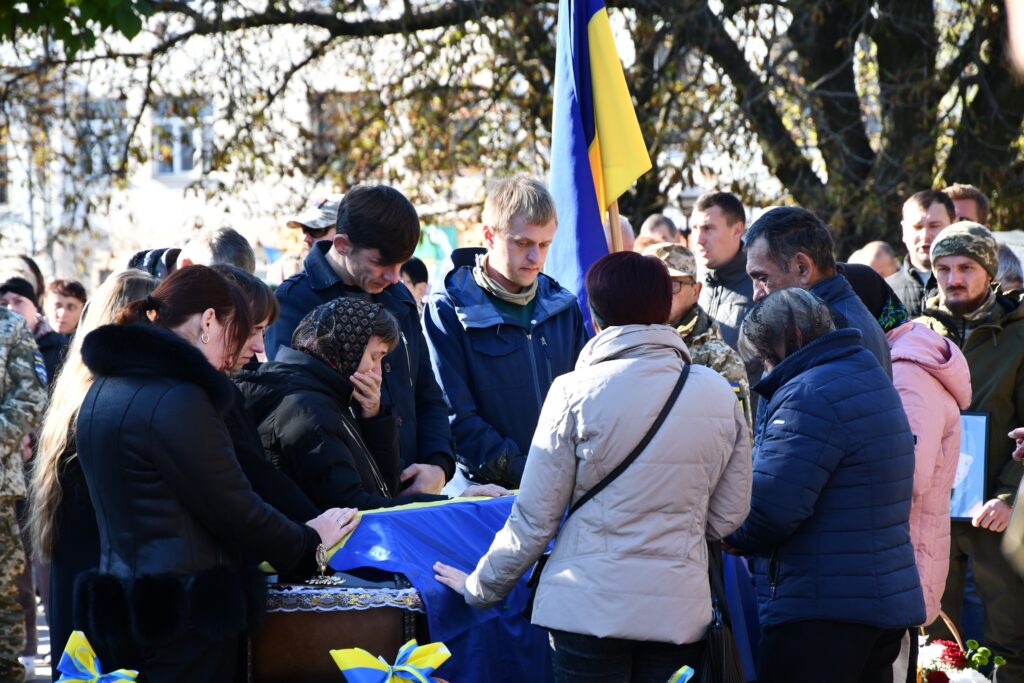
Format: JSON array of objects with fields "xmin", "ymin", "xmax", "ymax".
[{"xmin": 887, "ymin": 320, "xmax": 971, "ymax": 624}]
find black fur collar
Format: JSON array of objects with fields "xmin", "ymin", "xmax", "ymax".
[{"xmin": 81, "ymin": 324, "xmax": 235, "ymax": 413}]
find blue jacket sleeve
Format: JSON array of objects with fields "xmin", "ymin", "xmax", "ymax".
[
  {"xmin": 423, "ymin": 296, "xmax": 527, "ymax": 484},
  {"xmin": 726, "ymin": 382, "xmax": 846, "ymax": 555},
  {"xmin": 406, "ymin": 304, "xmax": 456, "ymax": 479},
  {"xmin": 266, "ymin": 279, "xmax": 310, "ymax": 361},
  {"xmin": 571, "ymin": 303, "xmax": 590, "ymax": 361}
]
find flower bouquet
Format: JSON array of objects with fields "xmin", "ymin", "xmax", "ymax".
[{"xmin": 918, "ymin": 636, "xmax": 1005, "ymax": 682}]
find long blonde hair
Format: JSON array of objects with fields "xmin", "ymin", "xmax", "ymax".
[{"xmin": 30, "ymin": 269, "xmax": 157, "ymax": 560}]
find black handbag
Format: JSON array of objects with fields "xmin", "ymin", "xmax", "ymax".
[
  {"xmin": 698, "ymin": 543, "xmax": 746, "ymax": 683},
  {"xmin": 524, "ymin": 363, "xmax": 691, "ymax": 619}
]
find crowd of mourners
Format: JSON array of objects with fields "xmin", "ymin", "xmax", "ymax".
[{"xmin": 0, "ymin": 178, "xmax": 1022, "ymax": 683}]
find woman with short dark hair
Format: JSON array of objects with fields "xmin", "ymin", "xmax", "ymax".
[{"xmin": 436, "ymin": 251, "xmax": 752, "ymax": 682}]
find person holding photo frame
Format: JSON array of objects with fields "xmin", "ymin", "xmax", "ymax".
[{"xmin": 917, "ymin": 222, "xmax": 1024, "ymax": 681}]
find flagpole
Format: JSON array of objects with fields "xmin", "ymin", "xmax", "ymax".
[{"xmin": 608, "ymin": 200, "xmax": 623, "ymax": 253}]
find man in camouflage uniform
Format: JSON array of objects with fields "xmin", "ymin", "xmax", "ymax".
[
  {"xmin": 916, "ymin": 223, "xmax": 1024, "ymax": 680},
  {"xmin": 0, "ymin": 307, "xmax": 45, "ymax": 681},
  {"xmin": 645, "ymin": 243, "xmax": 753, "ymax": 430}
]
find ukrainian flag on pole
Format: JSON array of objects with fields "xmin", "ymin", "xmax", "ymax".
[{"xmin": 546, "ymin": 0, "xmax": 652, "ymax": 320}]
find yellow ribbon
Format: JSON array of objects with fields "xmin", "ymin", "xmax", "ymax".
[
  {"xmin": 331, "ymin": 639, "xmax": 450, "ymax": 683},
  {"xmin": 55, "ymin": 631, "xmax": 138, "ymax": 682}
]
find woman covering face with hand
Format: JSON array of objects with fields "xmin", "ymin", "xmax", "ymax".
[
  {"xmin": 73, "ymin": 266, "xmax": 356, "ymax": 682},
  {"xmin": 237, "ymin": 297, "xmax": 509, "ymax": 512}
]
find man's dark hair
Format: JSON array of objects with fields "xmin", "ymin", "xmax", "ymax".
[
  {"xmin": 745, "ymin": 207, "xmax": 836, "ymax": 274},
  {"xmin": 906, "ymin": 189, "xmax": 956, "ymax": 223},
  {"xmin": 694, "ymin": 192, "xmax": 746, "ymax": 226},
  {"xmin": 44, "ymin": 278, "xmax": 87, "ymax": 304},
  {"xmin": 400, "ymin": 257, "xmax": 429, "ymax": 285},
  {"xmin": 336, "ymin": 185, "xmax": 420, "ymax": 265}
]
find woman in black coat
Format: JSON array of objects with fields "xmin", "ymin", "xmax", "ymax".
[
  {"xmin": 238, "ymin": 297, "xmax": 505, "ymax": 511},
  {"xmin": 29, "ymin": 270, "xmax": 158, "ymax": 681},
  {"xmin": 73, "ymin": 266, "xmax": 355, "ymax": 681}
]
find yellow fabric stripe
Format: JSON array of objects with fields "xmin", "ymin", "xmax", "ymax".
[{"xmin": 586, "ymin": 7, "xmax": 652, "ymax": 209}]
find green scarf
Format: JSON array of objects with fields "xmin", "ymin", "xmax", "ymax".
[{"xmin": 472, "ymin": 253, "xmax": 538, "ymax": 306}]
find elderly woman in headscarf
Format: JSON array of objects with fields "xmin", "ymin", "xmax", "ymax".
[
  {"xmin": 237, "ymin": 297, "xmax": 506, "ymax": 510},
  {"xmin": 727, "ymin": 287, "xmax": 924, "ymax": 683}
]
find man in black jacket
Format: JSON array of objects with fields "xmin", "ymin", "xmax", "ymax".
[
  {"xmin": 691, "ymin": 191, "xmax": 762, "ymax": 394},
  {"xmin": 265, "ymin": 186, "xmax": 455, "ymax": 494},
  {"xmin": 886, "ymin": 189, "xmax": 954, "ymax": 317}
]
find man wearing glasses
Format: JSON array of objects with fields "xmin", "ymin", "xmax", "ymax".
[
  {"xmin": 287, "ymin": 195, "xmax": 341, "ymax": 250},
  {"xmin": 645, "ymin": 242, "xmax": 752, "ymax": 429}
]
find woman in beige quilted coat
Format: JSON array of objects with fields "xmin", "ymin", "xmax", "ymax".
[{"xmin": 436, "ymin": 251, "xmax": 751, "ymax": 683}]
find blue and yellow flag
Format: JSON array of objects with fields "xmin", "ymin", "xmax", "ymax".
[{"xmin": 546, "ymin": 0, "xmax": 652, "ymax": 321}]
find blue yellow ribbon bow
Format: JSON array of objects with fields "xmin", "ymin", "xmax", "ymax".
[
  {"xmin": 55, "ymin": 631, "xmax": 138, "ymax": 682},
  {"xmin": 331, "ymin": 639, "xmax": 450, "ymax": 683},
  {"xmin": 667, "ymin": 665, "xmax": 695, "ymax": 683}
]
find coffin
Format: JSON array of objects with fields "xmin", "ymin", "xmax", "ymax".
[{"xmin": 249, "ymin": 574, "xmax": 428, "ymax": 683}]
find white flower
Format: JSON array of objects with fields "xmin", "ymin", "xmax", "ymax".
[{"xmin": 918, "ymin": 643, "xmax": 951, "ymax": 670}]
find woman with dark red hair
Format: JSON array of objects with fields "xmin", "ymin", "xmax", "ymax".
[{"xmin": 436, "ymin": 251, "xmax": 752, "ymax": 682}]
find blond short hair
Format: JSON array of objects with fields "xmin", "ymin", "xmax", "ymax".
[
  {"xmin": 943, "ymin": 183, "xmax": 991, "ymax": 225},
  {"xmin": 482, "ymin": 176, "xmax": 557, "ymax": 234}
]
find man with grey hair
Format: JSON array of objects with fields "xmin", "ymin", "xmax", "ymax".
[
  {"xmin": 998, "ymin": 243, "xmax": 1023, "ymax": 292},
  {"xmin": 178, "ymin": 226, "xmax": 257, "ymax": 273},
  {"xmin": 603, "ymin": 215, "xmax": 635, "ymax": 252},
  {"xmin": 423, "ymin": 176, "xmax": 588, "ymax": 487},
  {"xmin": 849, "ymin": 241, "xmax": 900, "ymax": 278}
]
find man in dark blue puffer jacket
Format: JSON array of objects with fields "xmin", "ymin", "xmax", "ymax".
[{"xmin": 727, "ymin": 288, "xmax": 924, "ymax": 683}]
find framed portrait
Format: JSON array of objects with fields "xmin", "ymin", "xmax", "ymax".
[{"xmin": 951, "ymin": 412, "xmax": 989, "ymax": 521}]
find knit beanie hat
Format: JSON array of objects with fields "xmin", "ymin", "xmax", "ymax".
[
  {"xmin": 930, "ymin": 222, "xmax": 999, "ymax": 279},
  {"xmin": 291, "ymin": 297, "xmax": 384, "ymax": 378},
  {"xmin": 0, "ymin": 277, "xmax": 40, "ymax": 311}
]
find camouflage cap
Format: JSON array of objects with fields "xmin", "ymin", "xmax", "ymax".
[
  {"xmin": 642, "ymin": 242, "xmax": 698, "ymax": 279},
  {"xmin": 930, "ymin": 221, "xmax": 998, "ymax": 279},
  {"xmin": 291, "ymin": 297, "xmax": 383, "ymax": 378}
]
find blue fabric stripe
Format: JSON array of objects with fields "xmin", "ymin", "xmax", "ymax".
[{"xmin": 546, "ymin": 0, "xmax": 609, "ymax": 328}]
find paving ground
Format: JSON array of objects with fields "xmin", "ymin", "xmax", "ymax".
[{"xmin": 25, "ymin": 600, "xmax": 50, "ymax": 682}]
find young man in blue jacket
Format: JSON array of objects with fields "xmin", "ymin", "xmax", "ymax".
[
  {"xmin": 423, "ymin": 176, "xmax": 588, "ymax": 487},
  {"xmin": 265, "ymin": 185, "xmax": 455, "ymax": 495}
]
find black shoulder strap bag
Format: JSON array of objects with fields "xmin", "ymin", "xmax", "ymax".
[{"xmin": 524, "ymin": 363, "xmax": 691, "ymax": 619}]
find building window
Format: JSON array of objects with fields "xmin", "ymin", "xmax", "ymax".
[
  {"xmin": 77, "ymin": 99, "xmax": 127, "ymax": 178},
  {"xmin": 153, "ymin": 97, "xmax": 212, "ymax": 176}
]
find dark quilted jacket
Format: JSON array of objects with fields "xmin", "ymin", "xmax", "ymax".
[{"xmin": 728, "ymin": 328, "xmax": 925, "ymax": 630}]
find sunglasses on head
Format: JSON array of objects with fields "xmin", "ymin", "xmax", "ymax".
[{"xmin": 301, "ymin": 225, "xmax": 333, "ymax": 239}]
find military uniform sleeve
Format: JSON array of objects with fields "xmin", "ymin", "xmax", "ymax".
[
  {"xmin": 695, "ymin": 340, "xmax": 753, "ymax": 433},
  {"xmin": 0, "ymin": 315, "xmax": 46, "ymax": 450}
]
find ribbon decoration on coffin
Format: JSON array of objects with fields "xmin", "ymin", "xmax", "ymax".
[
  {"xmin": 331, "ymin": 639, "xmax": 450, "ymax": 683},
  {"xmin": 56, "ymin": 631, "xmax": 138, "ymax": 682}
]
